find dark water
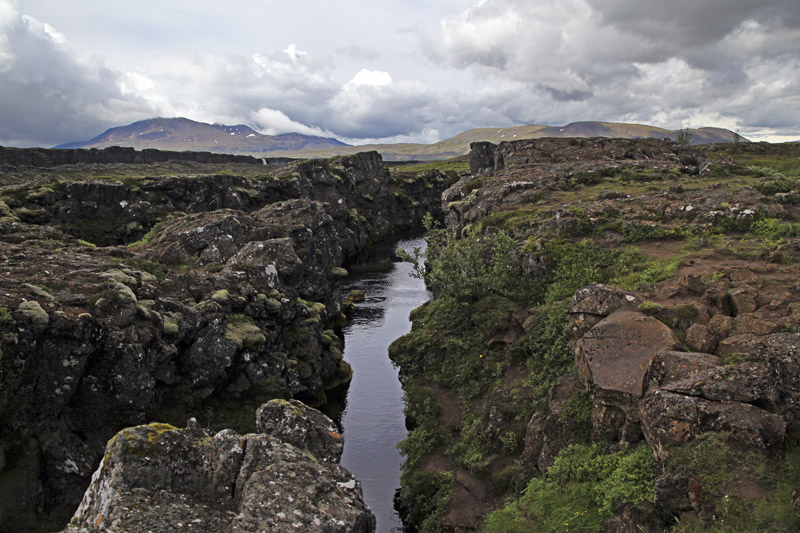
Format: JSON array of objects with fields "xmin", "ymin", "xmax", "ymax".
[{"xmin": 338, "ymin": 237, "xmax": 430, "ymax": 533}]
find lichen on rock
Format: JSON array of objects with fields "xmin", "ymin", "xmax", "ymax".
[{"xmin": 62, "ymin": 402, "xmax": 375, "ymax": 533}]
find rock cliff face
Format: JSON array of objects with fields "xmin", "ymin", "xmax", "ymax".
[
  {"xmin": 390, "ymin": 138, "xmax": 800, "ymax": 530},
  {"xmin": 60, "ymin": 400, "xmax": 375, "ymax": 533},
  {"xmin": 0, "ymin": 150, "xmax": 455, "ymax": 531}
]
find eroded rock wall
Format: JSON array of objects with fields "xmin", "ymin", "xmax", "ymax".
[{"xmin": 0, "ymin": 151, "xmax": 453, "ymax": 531}]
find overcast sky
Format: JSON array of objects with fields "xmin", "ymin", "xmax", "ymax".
[{"xmin": 2, "ymin": 0, "xmax": 799, "ymax": 147}]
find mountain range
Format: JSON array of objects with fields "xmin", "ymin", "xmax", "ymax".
[
  {"xmin": 57, "ymin": 117, "xmax": 747, "ymax": 161},
  {"xmin": 55, "ymin": 117, "xmax": 348, "ymax": 154}
]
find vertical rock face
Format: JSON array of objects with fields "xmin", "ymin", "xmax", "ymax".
[
  {"xmin": 0, "ymin": 150, "xmax": 455, "ymax": 531},
  {"xmin": 62, "ymin": 400, "xmax": 375, "ymax": 533},
  {"xmin": 573, "ymin": 303, "xmax": 682, "ymax": 444}
]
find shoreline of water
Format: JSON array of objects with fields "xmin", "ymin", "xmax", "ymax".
[{"xmin": 337, "ymin": 237, "xmax": 430, "ymax": 533}]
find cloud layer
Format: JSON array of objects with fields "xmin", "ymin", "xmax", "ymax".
[
  {"xmin": 0, "ymin": 2, "xmax": 152, "ymax": 146},
  {"xmin": 1, "ymin": 0, "xmax": 799, "ymax": 147},
  {"xmin": 418, "ymin": 0, "xmax": 800, "ymax": 136}
]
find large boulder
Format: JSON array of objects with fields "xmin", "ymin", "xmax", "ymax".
[
  {"xmin": 62, "ymin": 401, "xmax": 375, "ymax": 533},
  {"xmin": 574, "ymin": 309, "xmax": 681, "ymax": 444},
  {"xmin": 576, "ymin": 309, "xmax": 682, "ymax": 398},
  {"xmin": 255, "ymin": 399, "xmax": 343, "ymax": 463},
  {"xmin": 640, "ymin": 390, "xmax": 785, "ymax": 461},
  {"xmin": 638, "ymin": 338, "xmax": 799, "ymax": 519}
]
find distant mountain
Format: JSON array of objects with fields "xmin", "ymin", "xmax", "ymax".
[
  {"xmin": 56, "ymin": 118, "xmax": 746, "ymax": 161},
  {"xmin": 56, "ymin": 117, "xmax": 349, "ymax": 154},
  {"xmin": 266, "ymin": 121, "xmax": 748, "ymax": 161}
]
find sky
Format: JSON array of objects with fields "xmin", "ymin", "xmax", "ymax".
[{"xmin": 1, "ymin": 0, "xmax": 799, "ymax": 148}]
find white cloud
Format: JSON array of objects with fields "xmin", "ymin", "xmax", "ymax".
[
  {"xmin": 3, "ymin": 0, "xmax": 799, "ymax": 147},
  {"xmin": 416, "ymin": 0, "xmax": 800, "ymax": 137},
  {"xmin": 349, "ymin": 68, "xmax": 392, "ymax": 87},
  {"xmin": 249, "ymin": 107, "xmax": 335, "ymax": 137}
]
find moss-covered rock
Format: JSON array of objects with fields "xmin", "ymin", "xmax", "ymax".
[
  {"xmin": 14, "ymin": 300, "xmax": 49, "ymax": 326},
  {"xmin": 223, "ymin": 315, "xmax": 267, "ymax": 351}
]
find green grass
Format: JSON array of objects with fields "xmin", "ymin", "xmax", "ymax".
[
  {"xmin": 666, "ymin": 432, "xmax": 800, "ymax": 532},
  {"xmin": 389, "ymin": 156, "xmax": 470, "ymax": 179}
]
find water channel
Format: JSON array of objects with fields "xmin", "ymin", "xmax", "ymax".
[{"xmin": 337, "ymin": 237, "xmax": 430, "ymax": 533}]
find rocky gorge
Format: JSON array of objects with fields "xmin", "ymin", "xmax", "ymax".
[
  {"xmin": 0, "ymin": 148, "xmax": 455, "ymax": 531},
  {"xmin": 3, "ymin": 137, "xmax": 800, "ymax": 533}
]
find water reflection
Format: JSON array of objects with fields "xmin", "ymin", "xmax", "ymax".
[{"xmin": 337, "ymin": 237, "xmax": 430, "ymax": 533}]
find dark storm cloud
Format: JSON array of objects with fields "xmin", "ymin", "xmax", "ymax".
[{"xmin": 0, "ymin": 3, "xmax": 152, "ymax": 146}]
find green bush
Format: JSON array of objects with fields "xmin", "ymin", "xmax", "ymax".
[
  {"xmin": 754, "ymin": 177, "xmax": 793, "ymax": 196},
  {"xmin": 512, "ymin": 302, "xmax": 573, "ymax": 411},
  {"xmin": 397, "ymin": 382, "xmax": 447, "ymax": 470},
  {"xmin": 401, "ymin": 214, "xmax": 538, "ymax": 303},
  {"xmin": 543, "ymin": 239, "xmax": 634, "ymax": 302},
  {"xmin": 485, "ymin": 442, "xmax": 655, "ymax": 532},
  {"xmin": 621, "ymin": 222, "xmax": 689, "ymax": 243},
  {"xmin": 396, "ymin": 471, "xmax": 454, "ymax": 533},
  {"xmin": 750, "ymin": 217, "xmax": 800, "ymax": 242}
]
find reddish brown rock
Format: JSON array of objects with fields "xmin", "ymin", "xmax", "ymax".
[
  {"xmin": 735, "ymin": 313, "xmax": 780, "ymax": 335},
  {"xmin": 708, "ymin": 313, "xmax": 734, "ymax": 338},
  {"xmin": 715, "ymin": 334, "xmax": 761, "ymax": 358},
  {"xmin": 729, "ymin": 288, "xmax": 758, "ymax": 316},
  {"xmin": 682, "ymin": 274, "xmax": 707, "ymax": 295},
  {"xmin": 575, "ymin": 310, "xmax": 682, "ymax": 397},
  {"xmin": 685, "ymin": 323, "xmax": 718, "ymax": 353},
  {"xmin": 661, "ymin": 362, "xmax": 780, "ymax": 407},
  {"xmin": 566, "ymin": 284, "xmax": 640, "ymax": 340},
  {"xmin": 575, "ymin": 309, "xmax": 681, "ymax": 444}
]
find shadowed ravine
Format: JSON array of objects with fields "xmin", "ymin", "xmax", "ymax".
[{"xmin": 337, "ymin": 238, "xmax": 430, "ymax": 533}]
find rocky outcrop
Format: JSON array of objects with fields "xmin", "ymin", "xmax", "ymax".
[
  {"xmin": 61, "ymin": 400, "xmax": 375, "ymax": 533},
  {"xmin": 0, "ymin": 150, "xmax": 455, "ymax": 531},
  {"xmin": 569, "ymin": 286, "xmax": 800, "ymax": 518},
  {"xmin": 517, "ymin": 375, "xmax": 587, "ymax": 480}
]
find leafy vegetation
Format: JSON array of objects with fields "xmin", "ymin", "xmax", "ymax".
[
  {"xmin": 485, "ymin": 442, "xmax": 656, "ymax": 532},
  {"xmin": 400, "ymin": 214, "xmax": 537, "ymax": 303}
]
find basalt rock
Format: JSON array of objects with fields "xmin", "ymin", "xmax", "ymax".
[
  {"xmin": 566, "ymin": 284, "xmax": 641, "ymax": 341},
  {"xmin": 0, "ymin": 146, "xmax": 266, "ymax": 168},
  {"xmin": 574, "ymin": 309, "xmax": 681, "ymax": 444},
  {"xmin": 0, "ymin": 150, "xmax": 453, "ymax": 531},
  {"xmin": 61, "ymin": 401, "xmax": 375, "ymax": 533},
  {"xmin": 517, "ymin": 375, "xmax": 588, "ymax": 483}
]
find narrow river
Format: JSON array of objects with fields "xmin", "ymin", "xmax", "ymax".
[{"xmin": 338, "ymin": 237, "xmax": 430, "ymax": 533}]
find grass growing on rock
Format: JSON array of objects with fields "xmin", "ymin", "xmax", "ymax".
[
  {"xmin": 666, "ymin": 432, "xmax": 800, "ymax": 532},
  {"xmin": 485, "ymin": 442, "xmax": 656, "ymax": 532}
]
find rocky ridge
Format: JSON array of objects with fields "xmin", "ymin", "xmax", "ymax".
[
  {"xmin": 390, "ymin": 138, "xmax": 800, "ymax": 530},
  {"xmin": 0, "ymin": 149, "xmax": 456, "ymax": 531}
]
